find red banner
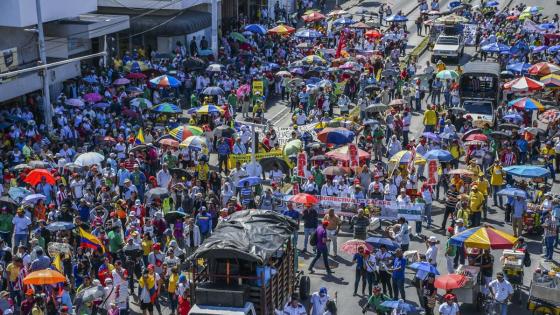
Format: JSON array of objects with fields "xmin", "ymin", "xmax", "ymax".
[
  {"xmin": 348, "ymin": 143, "xmax": 359, "ymax": 167},
  {"xmin": 427, "ymin": 159, "xmax": 438, "ymax": 185},
  {"xmin": 297, "ymin": 152, "xmax": 307, "ymax": 177}
]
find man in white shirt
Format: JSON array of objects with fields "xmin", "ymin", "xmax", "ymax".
[
  {"xmin": 282, "ymin": 294, "xmax": 307, "ymax": 315},
  {"xmin": 439, "ymin": 294, "xmax": 460, "ymax": 315},
  {"xmin": 310, "ymin": 287, "xmax": 330, "ymax": 315},
  {"xmin": 489, "ymin": 272, "xmax": 513, "ymax": 315},
  {"xmin": 425, "ymin": 236, "xmax": 439, "ymax": 266},
  {"xmin": 156, "ymin": 163, "xmax": 172, "ymax": 188},
  {"xmin": 69, "ymin": 174, "xmax": 86, "ymax": 199}
]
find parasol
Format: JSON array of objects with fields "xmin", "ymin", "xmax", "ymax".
[
  {"xmin": 146, "ymin": 187, "xmax": 170, "ymax": 201},
  {"xmin": 23, "ymin": 269, "xmax": 66, "ymax": 285},
  {"xmin": 74, "ymin": 152, "xmax": 105, "ymax": 167}
]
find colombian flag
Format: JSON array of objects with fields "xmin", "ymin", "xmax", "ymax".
[
  {"xmin": 79, "ymin": 227, "xmax": 105, "ymax": 253},
  {"xmin": 135, "ymin": 128, "xmax": 145, "ymax": 145}
]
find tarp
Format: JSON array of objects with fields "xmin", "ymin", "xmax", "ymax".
[{"xmin": 190, "ymin": 210, "xmax": 298, "ymax": 263}]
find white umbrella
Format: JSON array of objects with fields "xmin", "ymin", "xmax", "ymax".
[
  {"xmin": 206, "ymin": 64, "xmax": 225, "ymax": 72},
  {"xmin": 22, "ymin": 194, "xmax": 46, "ymax": 204},
  {"xmin": 74, "ymin": 152, "xmax": 105, "ymax": 166},
  {"xmin": 130, "ymin": 98, "xmax": 153, "ymax": 109}
]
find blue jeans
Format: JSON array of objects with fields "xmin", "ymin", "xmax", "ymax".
[
  {"xmin": 303, "ymin": 227, "xmax": 314, "ymax": 251},
  {"xmin": 424, "ymin": 203, "xmax": 433, "ymax": 228},
  {"xmin": 13, "ymin": 234, "xmax": 27, "ymax": 249},
  {"xmin": 495, "ymin": 301, "xmax": 508, "ymax": 315},
  {"xmin": 392, "ymin": 277, "xmax": 405, "ymax": 300},
  {"xmin": 493, "ymin": 185, "xmax": 503, "ymax": 207},
  {"xmin": 471, "ymin": 211, "xmax": 482, "ymax": 227},
  {"xmin": 545, "ymin": 236, "xmax": 555, "ymax": 259}
]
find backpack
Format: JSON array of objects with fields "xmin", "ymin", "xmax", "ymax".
[
  {"xmin": 523, "ymin": 251, "xmax": 531, "ymax": 267},
  {"xmin": 309, "ymin": 230, "xmax": 318, "ymax": 246}
]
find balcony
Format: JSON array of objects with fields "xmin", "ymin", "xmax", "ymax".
[
  {"xmin": 0, "ymin": 0, "xmax": 97, "ymax": 28},
  {"xmin": 97, "ymin": 0, "xmax": 212, "ymax": 10}
]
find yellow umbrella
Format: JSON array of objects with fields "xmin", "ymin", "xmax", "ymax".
[{"xmin": 389, "ymin": 150, "xmax": 426, "ymax": 164}]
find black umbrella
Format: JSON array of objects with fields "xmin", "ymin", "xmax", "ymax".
[
  {"xmin": 129, "ymin": 144, "xmax": 156, "ymax": 153},
  {"xmin": 164, "ymin": 211, "xmax": 186, "ymax": 223},
  {"xmin": 170, "ymin": 168, "xmax": 190, "ymax": 178},
  {"xmin": 498, "ymin": 123, "xmax": 520, "ymax": 130},
  {"xmin": 146, "ymin": 187, "xmax": 170, "ymax": 201},
  {"xmin": 0, "ymin": 196, "xmax": 17, "ymax": 210},
  {"xmin": 461, "ymin": 128, "xmax": 482, "ymax": 141},
  {"xmin": 215, "ymin": 125, "xmax": 235, "ymax": 137},
  {"xmin": 259, "ymin": 157, "xmax": 290, "ymax": 174},
  {"xmin": 490, "ymin": 131, "xmax": 509, "ymax": 139},
  {"xmin": 183, "ymin": 57, "xmax": 206, "ymax": 70}
]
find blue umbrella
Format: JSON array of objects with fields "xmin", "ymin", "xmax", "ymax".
[
  {"xmin": 380, "ymin": 300, "xmax": 416, "ymax": 312},
  {"xmin": 424, "ymin": 149, "xmax": 453, "ymax": 162},
  {"xmin": 532, "ymin": 45, "xmax": 549, "ymax": 53},
  {"xmin": 484, "ymin": 0, "xmax": 499, "ymax": 6},
  {"xmin": 92, "ymin": 102, "xmax": 110, "ymax": 109},
  {"xmin": 506, "ymin": 62, "xmax": 531, "ymax": 74},
  {"xmin": 385, "ymin": 15, "xmax": 408, "ymax": 22},
  {"xmin": 510, "ymin": 41, "xmax": 529, "ymax": 55},
  {"xmin": 539, "ymin": 23, "xmax": 556, "ymax": 30},
  {"xmin": 497, "ymin": 187, "xmax": 527, "ymax": 198},
  {"xmin": 439, "ymin": 132, "xmax": 460, "ymax": 140},
  {"xmin": 422, "ymin": 132, "xmax": 440, "ymax": 142},
  {"xmin": 306, "ymin": 77, "xmax": 321, "ymax": 85},
  {"xmin": 244, "ymin": 24, "xmax": 267, "ymax": 35},
  {"xmin": 295, "ymin": 29, "xmax": 323, "ymax": 39},
  {"xmin": 83, "ymin": 76, "xmax": 97, "ymax": 84},
  {"xmin": 481, "ymin": 42, "xmax": 510, "ymax": 53},
  {"xmin": 317, "ymin": 128, "xmax": 355, "ymax": 145},
  {"xmin": 333, "ymin": 17, "xmax": 355, "ymax": 25},
  {"xmin": 503, "ymin": 165, "xmax": 550, "ymax": 178},
  {"xmin": 548, "ymin": 45, "xmax": 560, "ymax": 53},
  {"xmin": 448, "ymin": 1, "xmax": 463, "ymax": 9},
  {"xmin": 365, "ymin": 236, "xmax": 399, "ymax": 250},
  {"xmin": 46, "ymin": 222, "xmax": 76, "ymax": 232},
  {"xmin": 409, "ymin": 262, "xmax": 440, "ymax": 275},
  {"xmin": 237, "ymin": 176, "xmax": 262, "ymax": 187},
  {"xmin": 8, "ymin": 187, "xmax": 31, "ymax": 201}
]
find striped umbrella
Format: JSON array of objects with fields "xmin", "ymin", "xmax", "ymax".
[
  {"xmin": 540, "ymin": 74, "xmax": 560, "ymax": 88},
  {"xmin": 450, "ymin": 226, "xmax": 517, "ymax": 249},
  {"xmin": 503, "ymin": 76, "xmax": 544, "ymax": 92},
  {"xmin": 333, "ymin": 17, "xmax": 355, "ymax": 26},
  {"xmin": 179, "ymin": 136, "xmax": 208, "ymax": 151},
  {"xmin": 539, "ymin": 109, "xmax": 560, "ymax": 123},
  {"xmin": 151, "ymin": 103, "xmax": 181, "ymax": 114},
  {"xmin": 436, "ymin": 69, "xmax": 459, "ymax": 80},
  {"xmin": 168, "ymin": 125, "xmax": 204, "ymax": 141},
  {"xmin": 316, "ymin": 127, "xmax": 355, "ymax": 145},
  {"xmin": 507, "ymin": 97, "xmax": 544, "ymax": 111},
  {"xmin": 196, "ymin": 105, "xmax": 225, "ymax": 115},
  {"xmin": 389, "ymin": 150, "xmax": 426, "ymax": 165},
  {"xmin": 528, "ymin": 62, "xmax": 560, "ymax": 76},
  {"xmin": 267, "ymin": 24, "xmax": 295, "ymax": 35},
  {"xmin": 150, "ymin": 75, "xmax": 181, "ymax": 88}
]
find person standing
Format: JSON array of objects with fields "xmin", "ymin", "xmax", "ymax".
[
  {"xmin": 542, "ymin": 211, "xmax": 557, "ymax": 261},
  {"xmin": 364, "ymin": 249, "xmax": 378, "ymax": 296},
  {"xmin": 389, "ymin": 249, "xmax": 407, "ymax": 300},
  {"xmin": 439, "ymin": 294, "xmax": 460, "ymax": 315},
  {"xmin": 302, "ymin": 207, "xmax": 318, "ymax": 253},
  {"xmin": 308, "ymin": 221, "xmax": 333, "ymax": 275},
  {"xmin": 489, "ymin": 272, "xmax": 513, "ymax": 315},
  {"xmin": 375, "ymin": 245, "xmax": 393, "ymax": 298},
  {"xmin": 489, "ymin": 161, "xmax": 506, "ymax": 208},
  {"xmin": 12, "ymin": 208, "xmax": 31, "ymax": 251},
  {"xmin": 511, "ymin": 195, "xmax": 527, "ymax": 238},
  {"xmin": 323, "ymin": 208, "xmax": 341, "ymax": 257},
  {"xmin": 468, "ymin": 185, "xmax": 484, "ymax": 227},
  {"xmin": 352, "ymin": 246, "xmax": 367, "ymax": 296},
  {"xmin": 310, "ymin": 287, "xmax": 330, "ymax": 315}
]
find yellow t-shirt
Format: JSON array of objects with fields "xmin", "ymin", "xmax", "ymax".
[
  {"xmin": 473, "ymin": 179, "xmax": 489, "ymax": 196},
  {"xmin": 141, "ymin": 240, "xmax": 153, "ymax": 256},
  {"xmin": 168, "ymin": 272, "xmax": 179, "ymax": 293},
  {"xmin": 541, "ymin": 147, "xmax": 556, "ymax": 157},
  {"xmin": 6, "ymin": 263, "xmax": 19, "ymax": 282},
  {"xmin": 196, "ymin": 163, "xmax": 209, "ymax": 181}
]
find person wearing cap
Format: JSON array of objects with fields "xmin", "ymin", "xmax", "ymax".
[
  {"xmin": 196, "ymin": 206, "xmax": 213, "ymax": 240},
  {"xmin": 310, "ymin": 287, "xmax": 331, "ymax": 315},
  {"xmin": 362, "ymin": 286, "xmax": 391, "ymax": 314},
  {"xmin": 282, "ymin": 293, "xmax": 306, "ymax": 315},
  {"xmin": 438, "ymin": 293, "xmax": 460, "ymax": 315},
  {"xmin": 308, "ymin": 220, "xmax": 333, "ymax": 275},
  {"xmin": 421, "ymin": 273, "xmax": 437, "ymax": 315},
  {"xmin": 468, "ymin": 185, "xmax": 484, "ymax": 227},
  {"xmin": 489, "ymin": 272, "xmax": 514, "ymax": 315},
  {"xmin": 511, "ymin": 194, "xmax": 527, "ymax": 238},
  {"xmin": 472, "ymin": 173, "xmax": 490, "ymax": 220},
  {"xmin": 424, "ymin": 236, "xmax": 439, "ymax": 267}
]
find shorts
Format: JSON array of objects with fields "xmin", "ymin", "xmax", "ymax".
[{"xmin": 141, "ymin": 302, "xmax": 154, "ymax": 311}]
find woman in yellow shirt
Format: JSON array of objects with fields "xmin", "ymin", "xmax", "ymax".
[
  {"xmin": 141, "ymin": 234, "xmax": 154, "ymax": 264},
  {"xmin": 167, "ymin": 267, "xmax": 180, "ymax": 314}
]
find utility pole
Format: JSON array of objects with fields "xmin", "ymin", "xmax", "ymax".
[
  {"xmin": 35, "ymin": 0, "xmax": 53, "ymax": 131},
  {"xmin": 241, "ymin": 121, "xmax": 266, "ymax": 177}
]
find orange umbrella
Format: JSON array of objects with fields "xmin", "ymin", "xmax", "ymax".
[
  {"xmin": 268, "ymin": 24, "xmax": 295, "ymax": 35},
  {"xmin": 23, "ymin": 269, "xmax": 66, "ymax": 285},
  {"xmin": 365, "ymin": 29, "xmax": 383, "ymax": 39},
  {"xmin": 435, "ymin": 274, "xmax": 467, "ymax": 290},
  {"xmin": 302, "ymin": 12, "xmax": 326, "ymax": 22},
  {"xmin": 25, "ymin": 169, "xmax": 56, "ymax": 186}
]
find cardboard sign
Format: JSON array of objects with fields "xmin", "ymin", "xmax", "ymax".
[
  {"xmin": 297, "ymin": 123, "xmax": 318, "ymax": 141},
  {"xmin": 277, "ymin": 127, "xmax": 294, "ymax": 146},
  {"xmin": 297, "ymin": 152, "xmax": 307, "ymax": 177},
  {"xmin": 348, "ymin": 143, "xmax": 359, "ymax": 167}
]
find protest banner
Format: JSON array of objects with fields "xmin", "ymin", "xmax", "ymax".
[
  {"xmin": 380, "ymin": 203, "xmax": 424, "ymax": 221},
  {"xmin": 276, "ymin": 127, "xmax": 294, "ymax": 146},
  {"xmin": 427, "ymin": 159, "xmax": 438, "ymax": 186},
  {"xmin": 348, "ymin": 143, "xmax": 359, "ymax": 168},
  {"xmin": 227, "ymin": 149, "xmax": 283, "ymax": 169},
  {"xmin": 297, "ymin": 123, "xmax": 318, "ymax": 141}
]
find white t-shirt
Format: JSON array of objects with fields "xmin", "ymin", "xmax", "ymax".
[
  {"xmin": 489, "ymin": 279, "xmax": 513, "ymax": 303},
  {"xmin": 310, "ymin": 292, "xmax": 329, "ymax": 315},
  {"xmin": 12, "ymin": 215, "xmax": 32, "ymax": 234},
  {"xmin": 425, "ymin": 244, "xmax": 438, "ymax": 265},
  {"xmin": 439, "ymin": 302, "xmax": 460, "ymax": 315}
]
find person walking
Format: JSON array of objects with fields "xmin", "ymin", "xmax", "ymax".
[
  {"xmin": 364, "ymin": 249, "xmax": 377, "ymax": 296},
  {"xmin": 511, "ymin": 195, "xmax": 527, "ymax": 238},
  {"xmin": 542, "ymin": 211, "xmax": 557, "ymax": 261},
  {"xmin": 302, "ymin": 207, "xmax": 318, "ymax": 253},
  {"xmin": 439, "ymin": 294, "xmax": 461, "ymax": 315},
  {"xmin": 352, "ymin": 246, "xmax": 367, "ymax": 296},
  {"xmin": 389, "ymin": 248, "xmax": 407, "ymax": 300},
  {"xmin": 375, "ymin": 245, "xmax": 393, "ymax": 298},
  {"xmin": 441, "ymin": 184, "xmax": 459, "ymax": 230},
  {"xmin": 308, "ymin": 221, "xmax": 333, "ymax": 275},
  {"xmin": 323, "ymin": 208, "xmax": 341, "ymax": 256},
  {"xmin": 489, "ymin": 161, "xmax": 506, "ymax": 209},
  {"xmin": 489, "ymin": 272, "xmax": 513, "ymax": 315}
]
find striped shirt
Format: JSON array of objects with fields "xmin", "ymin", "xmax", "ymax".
[
  {"xmin": 446, "ymin": 190, "xmax": 460, "ymax": 209},
  {"xmin": 543, "ymin": 217, "xmax": 557, "ymax": 238}
]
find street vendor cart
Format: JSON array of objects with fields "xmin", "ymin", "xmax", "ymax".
[
  {"xmin": 454, "ymin": 265, "xmax": 481, "ymax": 305},
  {"xmin": 188, "ymin": 210, "xmax": 309, "ymax": 315},
  {"xmin": 527, "ymin": 261, "xmax": 560, "ymax": 315},
  {"xmin": 501, "ymin": 249, "xmax": 524, "ymax": 303}
]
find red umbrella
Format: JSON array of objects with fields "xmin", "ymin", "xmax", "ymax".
[
  {"xmin": 465, "ymin": 133, "xmax": 488, "ymax": 142},
  {"xmin": 341, "ymin": 239, "xmax": 373, "ymax": 255},
  {"xmin": 159, "ymin": 138, "xmax": 179, "ymax": 148},
  {"xmin": 289, "ymin": 193, "xmax": 319, "ymax": 205},
  {"xmin": 503, "ymin": 76, "xmax": 544, "ymax": 92},
  {"xmin": 126, "ymin": 72, "xmax": 147, "ymax": 80},
  {"xmin": 506, "ymin": 15, "xmax": 518, "ymax": 21},
  {"xmin": 25, "ymin": 169, "xmax": 56, "ymax": 186},
  {"xmin": 365, "ymin": 29, "xmax": 383, "ymax": 39},
  {"xmin": 435, "ymin": 274, "xmax": 467, "ymax": 290},
  {"xmin": 527, "ymin": 62, "xmax": 560, "ymax": 76},
  {"xmin": 302, "ymin": 12, "xmax": 326, "ymax": 22}
]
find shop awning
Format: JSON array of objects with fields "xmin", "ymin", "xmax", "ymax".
[{"xmin": 129, "ymin": 10, "xmax": 212, "ymax": 36}]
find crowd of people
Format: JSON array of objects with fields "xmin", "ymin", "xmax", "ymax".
[{"xmin": 0, "ymin": 0, "xmax": 560, "ymax": 314}]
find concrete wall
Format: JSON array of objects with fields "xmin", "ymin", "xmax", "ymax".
[
  {"xmin": 0, "ymin": 27, "xmax": 39, "ymax": 67},
  {"xmin": 0, "ymin": 0, "xmax": 97, "ymax": 27}
]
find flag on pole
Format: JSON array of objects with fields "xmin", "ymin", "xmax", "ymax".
[
  {"xmin": 135, "ymin": 128, "xmax": 145, "ymax": 145},
  {"xmin": 79, "ymin": 227, "xmax": 105, "ymax": 253}
]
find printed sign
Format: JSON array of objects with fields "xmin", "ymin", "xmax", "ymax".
[
  {"xmin": 252, "ymin": 80, "xmax": 264, "ymax": 95},
  {"xmin": 297, "ymin": 152, "xmax": 307, "ymax": 177},
  {"xmin": 348, "ymin": 143, "xmax": 359, "ymax": 167},
  {"xmin": 0, "ymin": 48, "xmax": 17, "ymax": 74},
  {"xmin": 427, "ymin": 160, "xmax": 438, "ymax": 186},
  {"xmin": 277, "ymin": 127, "xmax": 294, "ymax": 146},
  {"xmin": 297, "ymin": 123, "xmax": 318, "ymax": 141},
  {"xmin": 380, "ymin": 203, "xmax": 424, "ymax": 221},
  {"xmin": 227, "ymin": 149, "xmax": 283, "ymax": 169}
]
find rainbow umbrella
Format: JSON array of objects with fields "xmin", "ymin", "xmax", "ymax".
[
  {"xmin": 267, "ymin": 24, "xmax": 295, "ymax": 35},
  {"xmin": 450, "ymin": 226, "xmax": 517, "ymax": 249},
  {"xmin": 540, "ymin": 74, "xmax": 560, "ymax": 88},
  {"xmin": 168, "ymin": 125, "xmax": 203, "ymax": 141},
  {"xmin": 130, "ymin": 98, "xmax": 153, "ymax": 109},
  {"xmin": 150, "ymin": 75, "xmax": 181, "ymax": 88},
  {"xmin": 151, "ymin": 103, "xmax": 181, "ymax": 114},
  {"xmin": 507, "ymin": 97, "xmax": 544, "ymax": 111},
  {"xmin": 196, "ymin": 105, "xmax": 224, "ymax": 115},
  {"xmin": 389, "ymin": 150, "xmax": 426, "ymax": 165},
  {"xmin": 179, "ymin": 136, "xmax": 208, "ymax": 151}
]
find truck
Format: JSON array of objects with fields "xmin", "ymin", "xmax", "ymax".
[
  {"xmin": 431, "ymin": 34, "xmax": 464, "ymax": 63},
  {"xmin": 188, "ymin": 210, "xmax": 309, "ymax": 315},
  {"xmin": 459, "ymin": 61, "xmax": 501, "ymax": 125}
]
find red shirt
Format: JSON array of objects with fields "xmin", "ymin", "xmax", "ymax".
[{"xmin": 178, "ymin": 297, "xmax": 191, "ymax": 315}]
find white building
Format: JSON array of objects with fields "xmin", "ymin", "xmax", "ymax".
[{"xmin": 0, "ymin": 0, "xmax": 129, "ymax": 103}]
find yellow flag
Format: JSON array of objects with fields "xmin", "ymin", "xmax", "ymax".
[{"xmin": 52, "ymin": 254, "xmax": 63, "ymax": 272}]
